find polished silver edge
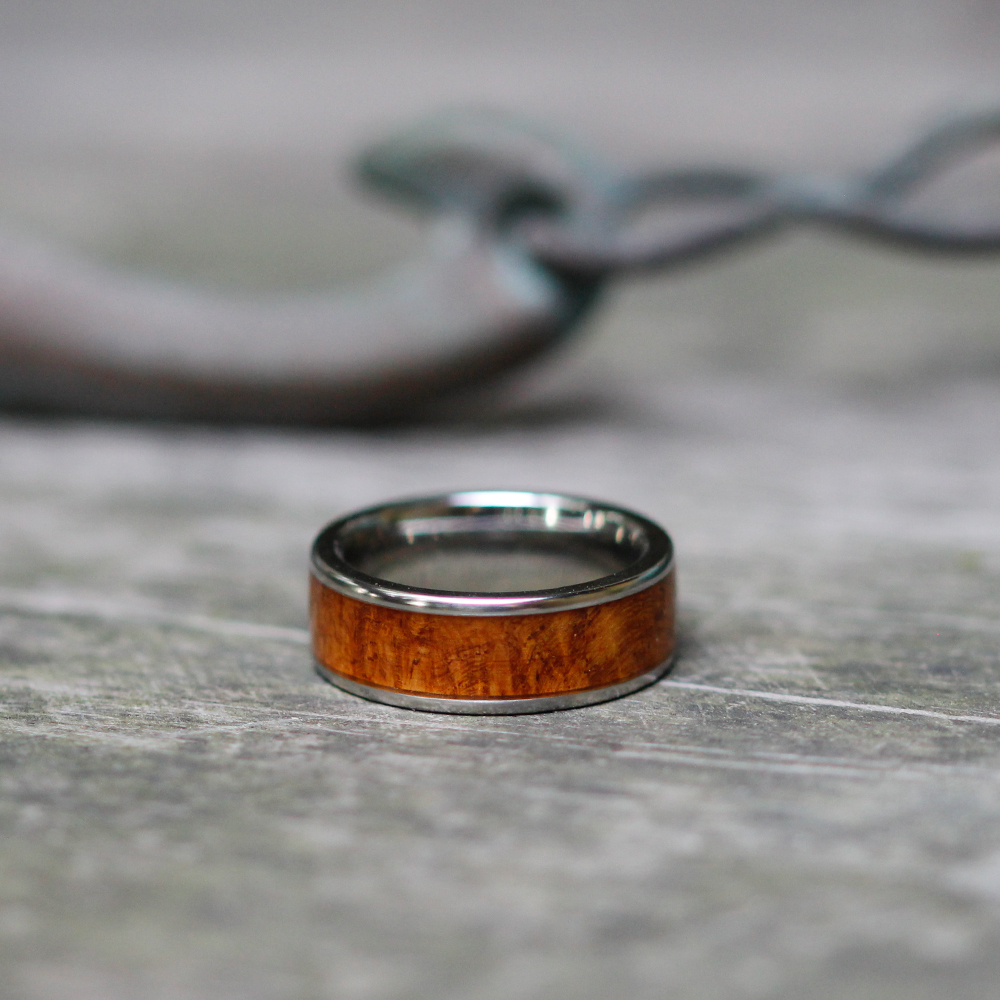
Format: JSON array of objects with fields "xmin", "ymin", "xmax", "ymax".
[
  {"xmin": 311, "ymin": 489, "xmax": 674, "ymax": 616},
  {"xmin": 315, "ymin": 656, "xmax": 675, "ymax": 715}
]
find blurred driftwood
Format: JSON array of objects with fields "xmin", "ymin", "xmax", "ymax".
[{"xmin": 1, "ymin": 107, "xmax": 999, "ymax": 424}]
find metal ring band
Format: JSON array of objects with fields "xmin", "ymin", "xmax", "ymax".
[{"xmin": 309, "ymin": 490, "xmax": 675, "ymax": 714}]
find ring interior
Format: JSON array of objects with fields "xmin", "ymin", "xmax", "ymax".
[{"xmin": 331, "ymin": 496, "xmax": 651, "ymax": 595}]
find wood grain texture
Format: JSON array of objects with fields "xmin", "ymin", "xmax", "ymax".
[
  {"xmin": 7, "ymin": 378, "xmax": 1000, "ymax": 999},
  {"xmin": 310, "ymin": 572, "xmax": 675, "ymax": 699}
]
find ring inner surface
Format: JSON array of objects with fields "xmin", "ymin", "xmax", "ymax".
[{"xmin": 336, "ymin": 503, "xmax": 648, "ymax": 594}]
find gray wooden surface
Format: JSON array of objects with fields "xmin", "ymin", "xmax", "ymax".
[{"xmin": 2, "ymin": 368, "xmax": 1000, "ymax": 1000}]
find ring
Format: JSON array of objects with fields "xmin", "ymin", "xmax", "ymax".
[{"xmin": 309, "ymin": 490, "xmax": 676, "ymax": 714}]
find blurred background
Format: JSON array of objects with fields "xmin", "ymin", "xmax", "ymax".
[{"xmin": 1, "ymin": 0, "xmax": 1000, "ymax": 397}]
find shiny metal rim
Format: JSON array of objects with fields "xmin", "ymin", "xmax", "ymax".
[
  {"xmin": 310, "ymin": 489, "xmax": 673, "ymax": 616},
  {"xmin": 315, "ymin": 656, "xmax": 674, "ymax": 715}
]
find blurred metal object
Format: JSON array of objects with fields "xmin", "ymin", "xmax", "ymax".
[{"xmin": 1, "ymin": 107, "xmax": 999, "ymax": 424}]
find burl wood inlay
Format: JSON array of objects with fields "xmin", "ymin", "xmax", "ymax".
[{"xmin": 310, "ymin": 571, "xmax": 675, "ymax": 699}]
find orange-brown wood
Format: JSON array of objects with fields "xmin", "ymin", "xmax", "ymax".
[{"xmin": 310, "ymin": 571, "xmax": 675, "ymax": 700}]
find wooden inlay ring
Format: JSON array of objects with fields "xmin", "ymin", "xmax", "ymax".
[{"xmin": 309, "ymin": 491, "xmax": 675, "ymax": 714}]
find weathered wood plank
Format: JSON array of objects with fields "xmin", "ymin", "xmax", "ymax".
[{"xmin": 2, "ymin": 376, "xmax": 1000, "ymax": 999}]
